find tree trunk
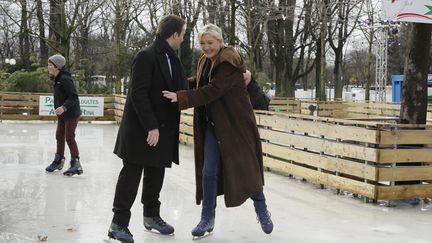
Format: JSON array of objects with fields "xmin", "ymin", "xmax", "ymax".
[
  {"xmin": 113, "ymin": 0, "xmax": 124, "ymax": 93},
  {"xmin": 400, "ymin": 23, "xmax": 432, "ymax": 124},
  {"xmin": 228, "ymin": 0, "xmax": 236, "ymax": 46},
  {"xmin": 49, "ymin": 0, "xmax": 69, "ymax": 64},
  {"xmin": 283, "ymin": 0, "xmax": 296, "ymax": 98},
  {"xmin": 19, "ymin": 0, "xmax": 31, "ymax": 70},
  {"xmin": 333, "ymin": 48, "xmax": 342, "ymax": 99},
  {"xmin": 318, "ymin": 0, "xmax": 328, "ymax": 101},
  {"xmin": 315, "ymin": 39, "xmax": 321, "ymax": 99},
  {"xmin": 36, "ymin": 0, "xmax": 48, "ymax": 65}
]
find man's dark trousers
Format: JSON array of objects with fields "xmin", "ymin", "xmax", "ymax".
[{"xmin": 112, "ymin": 161, "xmax": 165, "ymax": 227}]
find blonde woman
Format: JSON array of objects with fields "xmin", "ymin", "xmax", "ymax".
[{"xmin": 163, "ymin": 24, "xmax": 273, "ymax": 237}]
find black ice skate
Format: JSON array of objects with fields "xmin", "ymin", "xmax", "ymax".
[
  {"xmin": 45, "ymin": 153, "xmax": 65, "ymax": 172},
  {"xmin": 143, "ymin": 216, "xmax": 174, "ymax": 235},
  {"xmin": 63, "ymin": 158, "xmax": 83, "ymax": 176},
  {"xmin": 191, "ymin": 217, "xmax": 214, "ymax": 240},
  {"xmin": 108, "ymin": 222, "xmax": 134, "ymax": 243}
]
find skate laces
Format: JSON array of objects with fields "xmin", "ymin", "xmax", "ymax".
[
  {"xmin": 197, "ymin": 217, "xmax": 211, "ymax": 229},
  {"xmin": 153, "ymin": 216, "xmax": 168, "ymax": 228},
  {"xmin": 121, "ymin": 227, "xmax": 133, "ymax": 236},
  {"xmin": 113, "ymin": 224, "xmax": 133, "ymax": 237}
]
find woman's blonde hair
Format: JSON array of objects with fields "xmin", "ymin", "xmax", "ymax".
[{"xmin": 198, "ymin": 24, "xmax": 223, "ymax": 42}]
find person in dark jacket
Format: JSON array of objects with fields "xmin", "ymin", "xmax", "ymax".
[
  {"xmin": 243, "ymin": 70, "xmax": 270, "ymax": 110},
  {"xmin": 163, "ymin": 23, "xmax": 273, "ymax": 238},
  {"xmin": 45, "ymin": 54, "xmax": 83, "ymax": 176},
  {"xmin": 108, "ymin": 15, "xmax": 188, "ymax": 243}
]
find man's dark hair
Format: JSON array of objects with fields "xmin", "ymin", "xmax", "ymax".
[{"xmin": 157, "ymin": 15, "xmax": 186, "ymax": 39}]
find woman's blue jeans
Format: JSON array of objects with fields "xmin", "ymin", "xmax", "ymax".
[
  {"xmin": 201, "ymin": 124, "xmax": 267, "ymax": 219},
  {"xmin": 201, "ymin": 124, "xmax": 220, "ymax": 219}
]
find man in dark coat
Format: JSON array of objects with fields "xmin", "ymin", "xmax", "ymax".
[{"xmin": 108, "ymin": 15, "xmax": 188, "ymax": 242}]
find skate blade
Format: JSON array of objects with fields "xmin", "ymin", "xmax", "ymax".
[
  {"xmin": 192, "ymin": 232, "xmax": 213, "ymax": 240},
  {"xmin": 144, "ymin": 228, "xmax": 175, "ymax": 237},
  {"xmin": 106, "ymin": 234, "xmax": 133, "ymax": 243},
  {"xmin": 63, "ymin": 171, "xmax": 83, "ymax": 176}
]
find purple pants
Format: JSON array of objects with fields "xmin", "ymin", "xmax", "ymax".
[{"xmin": 56, "ymin": 116, "xmax": 80, "ymax": 159}]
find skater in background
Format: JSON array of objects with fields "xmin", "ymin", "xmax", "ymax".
[
  {"xmin": 163, "ymin": 23, "xmax": 273, "ymax": 238},
  {"xmin": 45, "ymin": 54, "xmax": 83, "ymax": 176},
  {"xmin": 108, "ymin": 15, "xmax": 188, "ymax": 243},
  {"xmin": 243, "ymin": 70, "xmax": 270, "ymax": 110}
]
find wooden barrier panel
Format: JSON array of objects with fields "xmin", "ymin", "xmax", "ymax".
[
  {"xmin": 0, "ymin": 92, "xmax": 115, "ymax": 121},
  {"xmin": 3, "ymin": 92, "xmax": 432, "ymax": 201},
  {"xmin": 256, "ymin": 112, "xmax": 432, "ymax": 200},
  {"xmin": 178, "ymin": 108, "xmax": 432, "ymax": 200}
]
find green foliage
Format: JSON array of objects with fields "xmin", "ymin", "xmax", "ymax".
[
  {"xmin": 80, "ymin": 82, "xmax": 113, "ymax": 94},
  {"xmin": 255, "ymin": 72, "xmax": 272, "ymax": 91},
  {"xmin": 1, "ymin": 67, "xmax": 51, "ymax": 92}
]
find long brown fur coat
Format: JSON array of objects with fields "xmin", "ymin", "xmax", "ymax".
[{"xmin": 177, "ymin": 46, "xmax": 264, "ymax": 207}]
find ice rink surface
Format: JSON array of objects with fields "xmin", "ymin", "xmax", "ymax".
[{"xmin": 0, "ymin": 122, "xmax": 431, "ymax": 243}]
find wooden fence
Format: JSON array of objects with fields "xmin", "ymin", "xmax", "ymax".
[
  {"xmin": 269, "ymin": 98, "xmax": 432, "ymax": 121},
  {"xmin": 0, "ymin": 92, "xmax": 115, "ymax": 121},
  {"xmin": 179, "ymin": 109, "xmax": 432, "ymax": 201},
  {"xmin": 4, "ymin": 92, "xmax": 432, "ymax": 201}
]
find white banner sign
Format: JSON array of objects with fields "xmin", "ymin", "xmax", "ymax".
[
  {"xmin": 382, "ymin": 0, "xmax": 432, "ymax": 24},
  {"xmin": 39, "ymin": 96, "xmax": 104, "ymax": 117}
]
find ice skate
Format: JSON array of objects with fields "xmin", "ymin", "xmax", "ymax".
[
  {"xmin": 107, "ymin": 222, "xmax": 134, "ymax": 243},
  {"xmin": 253, "ymin": 192, "xmax": 273, "ymax": 234},
  {"xmin": 191, "ymin": 217, "xmax": 214, "ymax": 240},
  {"xmin": 45, "ymin": 153, "xmax": 65, "ymax": 172},
  {"xmin": 63, "ymin": 158, "xmax": 83, "ymax": 176},
  {"xmin": 143, "ymin": 216, "xmax": 174, "ymax": 235}
]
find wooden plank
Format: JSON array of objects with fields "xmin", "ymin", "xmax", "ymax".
[
  {"xmin": 257, "ymin": 114, "xmax": 379, "ymax": 144},
  {"xmin": 0, "ymin": 94, "xmax": 40, "ymax": 100},
  {"xmin": 378, "ymin": 166, "xmax": 432, "ymax": 181},
  {"xmin": 179, "ymin": 133, "xmax": 194, "ymax": 145},
  {"xmin": 0, "ymin": 114, "xmax": 56, "ymax": 120},
  {"xmin": 259, "ymin": 128, "xmax": 378, "ymax": 161},
  {"xmin": 0, "ymin": 101, "xmax": 38, "ymax": 107},
  {"xmin": 263, "ymin": 156, "xmax": 376, "ymax": 198},
  {"xmin": 182, "ymin": 108, "xmax": 194, "ymax": 116},
  {"xmin": 103, "ymin": 96, "xmax": 115, "ymax": 102},
  {"xmin": 104, "ymin": 103, "xmax": 115, "ymax": 109},
  {"xmin": 114, "ymin": 103, "xmax": 124, "ymax": 111},
  {"xmin": 262, "ymin": 143, "xmax": 377, "ymax": 180},
  {"xmin": 376, "ymin": 184, "xmax": 432, "ymax": 200},
  {"xmin": 114, "ymin": 110, "xmax": 123, "ymax": 117},
  {"xmin": 379, "ymin": 129, "xmax": 432, "ymax": 145},
  {"xmin": 180, "ymin": 115, "xmax": 193, "ymax": 125},
  {"xmin": 0, "ymin": 107, "xmax": 38, "ymax": 113},
  {"xmin": 378, "ymin": 149, "xmax": 432, "ymax": 163},
  {"xmin": 180, "ymin": 124, "xmax": 194, "ymax": 135}
]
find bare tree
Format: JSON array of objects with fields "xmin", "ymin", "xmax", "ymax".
[
  {"xmin": 19, "ymin": 0, "xmax": 31, "ymax": 69},
  {"xmin": 317, "ymin": 0, "xmax": 329, "ymax": 101},
  {"xmin": 172, "ymin": 0, "xmax": 204, "ymax": 76},
  {"xmin": 327, "ymin": 0, "xmax": 363, "ymax": 100},
  {"xmin": 400, "ymin": 23, "xmax": 432, "ymax": 124},
  {"xmin": 36, "ymin": 0, "xmax": 48, "ymax": 65}
]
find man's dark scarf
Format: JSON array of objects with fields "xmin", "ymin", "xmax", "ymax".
[{"xmin": 156, "ymin": 34, "xmax": 188, "ymax": 91}]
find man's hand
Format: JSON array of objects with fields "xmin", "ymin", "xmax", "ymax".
[
  {"xmin": 243, "ymin": 70, "xmax": 252, "ymax": 86},
  {"xmin": 147, "ymin": 128, "xmax": 159, "ymax": 147},
  {"xmin": 162, "ymin": 91, "xmax": 178, "ymax": 102},
  {"xmin": 55, "ymin": 106, "xmax": 65, "ymax": 115}
]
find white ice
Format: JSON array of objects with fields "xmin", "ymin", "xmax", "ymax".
[{"xmin": 0, "ymin": 122, "xmax": 431, "ymax": 243}]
